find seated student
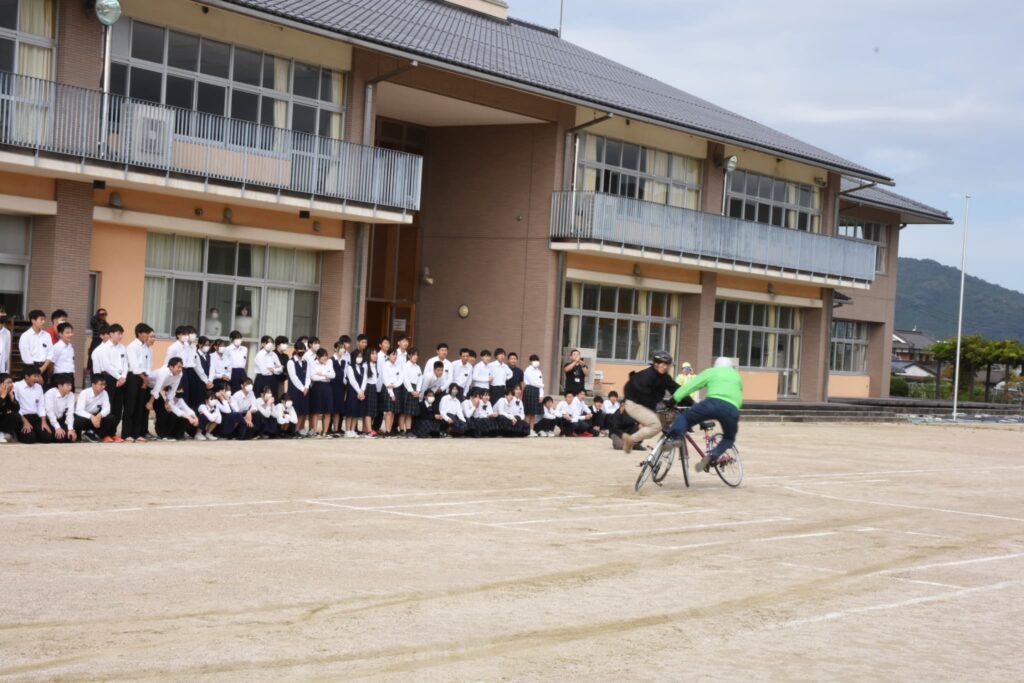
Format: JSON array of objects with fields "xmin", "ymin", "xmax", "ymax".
[
  {"xmin": 13, "ymin": 365, "xmax": 53, "ymax": 444},
  {"xmin": 197, "ymin": 391, "xmax": 224, "ymax": 441},
  {"xmin": 212, "ymin": 382, "xmax": 240, "ymax": 439},
  {"xmin": 438, "ymin": 384, "xmax": 469, "ymax": 437},
  {"xmin": 533, "ymin": 396, "xmax": 558, "ymax": 437},
  {"xmin": 0, "ymin": 373, "xmax": 20, "ymax": 443},
  {"xmin": 555, "ymin": 390, "xmax": 592, "ymax": 437},
  {"xmin": 230, "ymin": 377, "xmax": 258, "ymax": 440},
  {"xmin": 461, "ymin": 390, "xmax": 487, "ymax": 438},
  {"xmin": 494, "ymin": 386, "xmax": 530, "ymax": 437},
  {"xmin": 471, "ymin": 389, "xmax": 500, "ymax": 437},
  {"xmin": 44, "ymin": 373, "xmax": 77, "ymax": 443},
  {"xmin": 590, "ymin": 395, "xmax": 607, "ymax": 434},
  {"xmin": 576, "ymin": 390, "xmax": 596, "ymax": 433},
  {"xmin": 410, "ymin": 389, "xmax": 442, "ymax": 439},
  {"xmin": 275, "ymin": 393, "xmax": 298, "ymax": 438},
  {"xmin": 227, "ymin": 331, "xmax": 249, "ymax": 392},
  {"xmin": 74, "ymin": 374, "xmax": 115, "ymax": 442},
  {"xmin": 254, "ymin": 386, "xmax": 279, "ymax": 439},
  {"xmin": 163, "ymin": 387, "xmax": 199, "ymax": 441},
  {"xmin": 308, "ymin": 348, "xmax": 335, "ymax": 438}
]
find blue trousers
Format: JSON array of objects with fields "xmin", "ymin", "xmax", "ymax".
[{"xmin": 668, "ymin": 397, "xmax": 740, "ymax": 460}]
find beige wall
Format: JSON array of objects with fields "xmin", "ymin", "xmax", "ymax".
[
  {"xmin": 592, "ymin": 362, "xmax": 645, "ymax": 398},
  {"xmin": 89, "ymin": 222, "xmax": 147, "ymax": 329},
  {"xmin": 829, "ymin": 374, "xmax": 871, "ymax": 398},
  {"xmin": 740, "ymin": 370, "xmax": 779, "ymax": 402}
]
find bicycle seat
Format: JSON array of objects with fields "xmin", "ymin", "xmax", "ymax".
[{"xmin": 699, "ymin": 421, "xmax": 716, "ymax": 431}]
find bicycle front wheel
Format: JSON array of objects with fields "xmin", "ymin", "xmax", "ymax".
[
  {"xmin": 634, "ymin": 438, "xmax": 665, "ymax": 492},
  {"xmin": 652, "ymin": 443, "xmax": 675, "ymax": 484},
  {"xmin": 710, "ymin": 434, "xmax": 743, "ymax": 487}
]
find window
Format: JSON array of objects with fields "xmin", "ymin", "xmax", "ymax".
[
  {"xmin": 577, "ymin": 134, "xmax": 702, "ymax": 210},
  {"xmin": 838, "ymin": 218, "xmax": 888, "ymax": 274},
  {"xmin": 110, "ymin": 18, "xmax": 345, "ymax": 139},
  {"xmin": 143, "ymin": 234, "xmax": 320, "ymax": 339},
  {"xmin": 713, "ymin": 300, "xmax": 801, "ymax": 370},
  {"xmin": 0, "ymin": 214, "xmax": 29, "ymax": 317},
  {"xmin": 726, "ymin": 170, "xmax": 821, "ymax": 233},
  {"xmin": 562, "ymin": 283, "xmax": 680, "ymax": 362},
  {"xmin": 0, "ymin": 0, "xmax": 54, "ymax": 80},
  {"xmin": 830, "ymin": 320, "xmax": 869, "ymax": 373}
]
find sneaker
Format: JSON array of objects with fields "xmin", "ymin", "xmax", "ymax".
[
  {"xmin": 0, "ymin": 433, "xmax": 7, "ymax": 444},
  {"xmin": 206, "ymin": 433, "xmax": 219, "ymax": 441},
  {"xmin": 365, "ymin": 431, "xmax": 376, "ymax": 439},
  {"xmin": 610, "ymin": 434, "xmax": 623, "ymax": 451},
  {"xmin": 161, "ymin": 437, "xmax": 174, "ymax": 442},
  {"xmin": 102, "ymin": 436, "xmax": 115, "ymax": 443},
  {"xmin": 529, "ymin": 431, "xmax": 538, "ymax": 438},
  {"xmin": 112, "ymin": 436, "xmax": 124, "ymax": 443},
  {"xmin": 136, "ymin": 437, "xmax": 147, "ymax": 444},
  {"xmin": 194, "ymin": 432, "xmax": 207, "ymax": 441},
  {"xmin": 81, "ymin": 431, "xmax": 99, "ymax": 443},
  {"xmin": 579, "ymin": 432, "xmax": 593, "ymax": 438},
  {"xmin": 124, "ymin": 437, "xmax": 135, "ymax": 443},
  {"xmin": 622, "ymin": 433, "xmax": 635, "ymax": 454},
  {"xmin": 552, "ymin": 425, "xmax": 562, "ymax": 437},
  {"xmin": 695, "ymin": 454, "xmax": 714, "ymax": 473}
]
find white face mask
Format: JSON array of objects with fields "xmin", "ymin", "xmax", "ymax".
[
  {"xmin": 207, "ymin": 400, "xmax": 216, "ymax": 407},
  {"xmin": 278, "ymin": 343, "xmax": 288, "ymax": 352},
  {"xmin": 232, "ymin": 339, "xmax": 242, "ymax": 347},
  {"xmin": 243, "ymin": 385, "xmax": 252, "ymax": 394},
  {"xmin": 284, "ymin": 400, "xmax": 293, "ymax": 408},
  {"xmin": 531, "ymin": 360, "xmax": 540, "ymax": 368},
  {"xmin": 425, "ymin": 397, "xmax": 435, "ymax": 406},
  {"xmin": 201, "ymin": 346, "xmax": 211, "ymax": 354},
  {"xmin": 188, "ymin": 334, "xmax": 198, "ymax": 343},
  {"xmin": 264, "ymin": 343, "xmax": 274, "ymax": 352},
  {"xmin": 210, "ymin": 311, "xmax": 219, "ymax": 320},
  {"xmin": 311, "ymin": 343, "xmax": 321, "ymax": 352}
]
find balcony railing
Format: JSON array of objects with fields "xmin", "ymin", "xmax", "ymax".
[
  {"xmin": 551, "ymin": 191, "xmax": 877, "ymax": 284},
  {"xmin": 0, "ymin": 71, "xmax": 422, "ymax": 212}
]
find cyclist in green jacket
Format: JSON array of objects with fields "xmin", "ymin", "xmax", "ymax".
[{"xmin": 669, "ymin": 357, "xmax": 743, "ymax": 473}]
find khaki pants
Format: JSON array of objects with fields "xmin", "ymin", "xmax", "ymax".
[{"xmin": 624, "ymin": 400, "xmax": 661, "ymax": 443}]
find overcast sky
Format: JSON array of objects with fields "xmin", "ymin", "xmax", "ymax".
[{"xmin": 509, "ymin": 0, "xmax": 1023, "ymax": 292}]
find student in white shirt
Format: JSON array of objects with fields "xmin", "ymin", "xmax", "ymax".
[
  {"xmin": 308, "ymin": 348, "xmax": 336, "ymax": 438},
  {"xmin": 197, "ymin": 390, "xmax": 224, "ymax": 441},
  {"xmin": 380, "ymin": 347, "xmax": 402, "ymax": 437},
  {"xmin": 230, "ymin": 377, "xmax": 258, "ymax": 440},
  {"xmin": 0, "ymin": 372, "xmax": 19, "ymax": 443},
  {"xmin": 399, "ymin": 347, "xmax": 423, "ymax": 434},
  {"xmin": 93, "ymin": 323, "xmax": 128, "ymax": 441},
  {"xmin": 13, "ymin": 365, "xmax": 52, "ymax": 444},
  {"xmin": 163, "ymin": 387, "xmax": 199, "ymax": 441},
  {"xmin": 590, "ymin": 395, "xmax": 608, "ymax": 435},
  {"xmin": 179, "ymin": 326, "xmax": 203, "ymax": 410},
  {"xmin": 576, "ymin": 390, "xmax": 595, "ymax": 433},
  {"xmin": 329, "ymin": 339, "xmax": 349, "ymax": 437},
  {"xmin": 523, "ymin": 354, "xmax": 545, "ymax": 428},
  {"xmin": 424, "ymin": 343, "xmax": 453, "ymax": 392},
  {"xmin": 253, "ymin": 335, "xmax": 284, "ymax": 400},
  {"xmin": 419, "ymin": 361, "xmax": 448, "ymax": 402},
  {"xmin": 555, "ymin": 390, "xmax": 591, "ymax": 437},
  {"xmin": 286, "ymin": 344, "xmax": 311, "ymax": 435},
  {"xmin": 494, "ymin": 385, "xmax": 530, "ymax": 437},
  {"xmin": 438, "ymin": 384, "xmax": 468, "ymax": 437},
  {"xmin": 44, "ymin": 373, "xmax": 77, "ymax": 443},
  {"xmin": 254, "ymin": 386, "xmax": 279, "ymax": 439},
  {"xmin": 489, "ymin": 348, "xmax": 512, "ymax": 400},
  {"xmin": 209, "ymin": 339, "xmax": 233, "ymax": 387},
  {"xmin": 471, "ymin": 389, "xmax": 500, "ymax": 437},
  {"xmin": 533, "ymin": 396, "xmax": 558, "ymax": 437},
  {"xmin": 19, "ymin": 310, "xmax": 52, "ymax": 377},
  {"xmin": 363, "ymin": 348, "xmax": 381, "ymax": 437},
  {"xmin": 274, "ymin": 392, "xmax": 298, "ymax": 438},
  {"xmin": 450, "ymin": 348, "xmax": 474, "ymax": 399},
  {"xmin": 74, "ymin": 374, "xmax": 115, "ymax": 442},
  {"xmin": 302, "ymin": 336, "xmax": 321, "ymax": 366},
  {"xmin": 473, "ymin": 350, "xmax": 493, "ymax": 391},
  {"xmin": 148, "ymin": 358, "xmax": 184, "ymax": 440},
  {"xmin": 395, "ymin": 335, "xmax": 410, "ymax": 368},
  {"xmin": 343, "ymin": 350, "xmax": 368, "ymax": 438},
  {"xmin": 0, "ymin": 309, "xmax": 11, "ymax": 374},
  {"xmin": 226, "ymin": 331, "xmax": 249, "ymax": 392},
  {"xmin": 194, "ymin": 336, "xmax": 214, "ymax": 395},
  {"xmin": 123, "ymin": 323, "xmax": 154, "ymax": 442},
  {"xmin": 47, "ymin": 322, "xmax": 76, "ymax": 386}
]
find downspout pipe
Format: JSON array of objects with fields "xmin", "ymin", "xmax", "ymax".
[{"xmin": 352, "ymin": 60, "xmax": 418, "ymax": 333}]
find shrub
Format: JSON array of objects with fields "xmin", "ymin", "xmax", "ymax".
[{"xmin": 890, "ymin": 376, "xmax": 910, "ymax": 397}]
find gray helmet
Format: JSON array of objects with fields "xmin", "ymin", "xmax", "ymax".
[{"xmin": 650, "ymin": 350, "xmax": 673, "ymax": 365}]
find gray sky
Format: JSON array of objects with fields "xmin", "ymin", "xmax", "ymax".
[{"xmin": 509, "ymin": 0, "xmax": 1023, "ymax": 292}]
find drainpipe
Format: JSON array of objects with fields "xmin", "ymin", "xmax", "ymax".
[
  {"xmin": 351, "ymin": 60, "xmax": 418, "ymax": 333},
  {"xmin": 552, "ymin": 113, "xmax": 613, "ymax": 386}
]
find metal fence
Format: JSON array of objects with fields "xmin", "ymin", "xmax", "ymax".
[
  {"xmin": 551, "ymin": 191, "xmax": 877, "ymax": 284},
  {"xmin": 0, "ymin": 70, "xmax": 422, "ymax": 212}
]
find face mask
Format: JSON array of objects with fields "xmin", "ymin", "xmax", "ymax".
[
  {"xmin": 232, "ymin": 339, "xmax": 242, "ymax": 347},
  {"xmin": 531, "ymin": 360, "xmax": 540, "ymax": 368},
  {"xmin": 278, "ymin": 343, "xmax": 288, "ymax": 352},
  {"xmin": 243, "ymin": 386, "xmax": 252, "ymax": 394},
  {"xmin": 450, "ymin": 390, "xmax": 459, "ymax": 397},
  {"xmin": 188, "ymin": 334, "xmax": 197, "ymax": 343},
  {"xmin": 201, "ymin": 346, "xmax": 211, "ymax": 354},
  {"xmin": 207, "ymin": 400, "xmax": 216, "ymax": 407},
  {"xmin": 210, "ymin": 312, "xmax": 219, "ymax": 320},
  {"xmin": 311, "ymin": 343, "xmax": 321, "ymax": 352},
  {"xmin": 284, "ymin": 400, "xmax": 293, "ymax": 408},
  {"xmin": 215, "ymin": 348, "xmax": 224, "ymax": 356},
  {"xmin": 264, "ymin": 343, "xmax": 274, "ymax": 352}
]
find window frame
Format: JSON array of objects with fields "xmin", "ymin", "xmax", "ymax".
[
  {"xmin": 0, "ymin": 213, "xmax": 31, "ymax": 319},
  {"xmin": 838, "ymin": 218, "xmax": 888, "ymax": 274},
  {"xmin": 712, "ymin": 299, "xmax": 802, "ymax": 370},
  {"xmin": 0, "ymin": 0, "xmax": 57, "ymax": 80},
  {"xmin": 829, "ymin": 319, "xmax": 869, "ymax": 374},
  {"xmin": 725, "ymin": 169, "xmax": 821, "ymax": 233}
]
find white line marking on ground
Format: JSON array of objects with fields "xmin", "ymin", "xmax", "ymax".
[
  {"xmin": 630, "ymin": 530, "xmax": 837, "ymax": 552},
  {"xmin": 784, "ymin": 486, "xmax": 1024, "ymax": 523},
  {"xmin": 586, "ymin": 517, "xmax": 793, "ymax": 538},
  {"xmin": 491, "ymin": 508, "xmax": 715, "ymax": 527},
  {"xmin": 772, "ymin": 580, "xmax": 1021, "ymax": 629},
  {"xmin": 757, "ymin": 464, "xmax": 1024, "ymax": 483},
  {"xmin": 315, "ymin": 488, "xmax": 545, "ymax": 502},
  {"xmin": 899, "ymin": 579, "xmax": 966, "ymax": 589},
  {"xmin": 873, "ymin": 552, "xmax": 1024, "ymax": 576},
  {"xmin": 0, "ymin": 500, "xmax": 290, "ymax": 519},
  {"xmin": 776, "ymin": 561, "xmax": 966, "ymax": 589},
  {"xmin": 303, "ymin": 500, "xmax": 544, "ymax": 533},
  {"xmin": 568, "ymin": 501, "xmax": 658, "ymax": 511},
  {"xmin": 760, "ymin": 479, "xmax": 890, "ymax": 488},
  {"xmin": 369, "ymin": 494, "xmax": 594, "ymax": 510}
]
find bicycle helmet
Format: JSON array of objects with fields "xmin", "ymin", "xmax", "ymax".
[{"xmin": 650, "ymin": 350, "xmax": 673, "ymax": 365}]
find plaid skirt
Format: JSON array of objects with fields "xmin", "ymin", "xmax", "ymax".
[
  {"xmin": 523, "ymin": 385, "xmax": 542, "ymax": 416},
  {"xmin": 401, "ymin": 389, "xmax": 421, "ymax": 417},
  {"xmin": 468, "ymin": 417, "xmax": 499, "ymax": 437},
  {"xmin": 382, "ymin": 386, "xmax": 400, "ymax": 413},
  {"xmin": 365, "ymin": 384, "xmax": 380, "ymax": 417}
]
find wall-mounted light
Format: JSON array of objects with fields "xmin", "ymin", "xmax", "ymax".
[
  {"xmin": 632, "ymin": 264, "xmax": 642, "ymax": 277},
  {"xmin": 108, "ymin": 191, "xmax": 122, "ymax": 209},
  {"xmin": 422, "ymin": 267, "xmax": 435, "ymax": 286},
  {"xmin": 767, "ymin": 284, "xmax": 775, "ymax": 295},
  {"xmin": 93, "ymin": 0, "xmax": 122, "ymax": 26},
  {"xmin": 194, "ymin": 207, "xmax": 204, "ymax": 217},
  {"xmin": 457, "ymin": 305, "xmax": 470, "ymax": 319},
  {"xmin": 312, "ymin": 221, "xmax": 321, "ymax": 232},
  {"xmin": 92, "ymin": 179, "xmax": 106, "ymax": 190},
  {"xmin": 222, "ymin": 207, "xmax": 233, "ymax": 223},
  {"xmin": 814, "ymin": 176, "xmax": 828, "ymax": 188},
  {"xmin": 716, "ymin": 154, "xmax": 739, "ymax": 172}
]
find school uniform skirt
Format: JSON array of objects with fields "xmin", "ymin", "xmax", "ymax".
[
  {"xmin": 523, "ymin": 386, "xmax": 542, "ymax": 416},
  {"xmin": 310, "ymin": 381, "xmax": 333, "ymax": 415},
  {"xmin": 401, "ymin": 388, "xmax": 421, "ymax": 417},
  {"xmin": 288, "ymin": 383, "xmax": 310, "ymax": 416},
  {"xmin": 330, "ymin": 373, "xmax": 346, "ymax": 415},
  {"xmin": 253, "ymin": 374, "xmax": 278, "ymax": 399},
  {"xmin": 229, "ymin": 368, "xmax": 246, "ymax": 393},
  {"xmin": 387, "ymin": 386, "xmax": 405, "ymax": 414},
  {"xmin": 184, "ymin": 368, "xmax": 207, "ymax": 410},
  {"xmin": 365, "ymin": 384, "xmax": 380, "ymax": 417},
  {"xmin": 344, "ymin": 386, "xmax": 367, "ymax": 418}
]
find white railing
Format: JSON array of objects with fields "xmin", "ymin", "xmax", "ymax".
[
  {"xmin": 551, "ymin": 191, "xmax": 877, "ymax": 284},
  {"xmin": 0, "ymin": 71, "xmax": 422, "ymax": 212}
]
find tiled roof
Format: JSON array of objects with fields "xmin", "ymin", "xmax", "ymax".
[
  {"xmin": 222, "ymin": 0, "xmax": 892, "ymax": 182},
  {"xmin": 893, "ymin": 329, "xmax": 937, "ymax": 349},
  {"xmin": 841, "ymin": 179, "xmax": 952, "ymax": 224}
]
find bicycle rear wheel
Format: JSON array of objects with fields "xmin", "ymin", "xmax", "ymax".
[
  {"xmin": 652, "ymin": 443, "xmax": 675, "ymax": 484},
  {"xmin": 634, "ymin": 437, "xmax": 666, "ymax": 492},
  {"xmin": 710, "ymin": 434, "xmax": 743, "ymax": 487}
]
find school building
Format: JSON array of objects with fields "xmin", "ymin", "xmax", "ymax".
[{"xmin": 0, "ymin": 0, "xmax": 951, "ymax": 401}]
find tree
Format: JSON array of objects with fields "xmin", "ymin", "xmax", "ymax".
[
  {"xmin": 926, "ymin": 335, "xmax": 988, "ymax": 401},
  {"xmin": 992, "ymin": 339, "xmax": 1024, "ymax": 400}
]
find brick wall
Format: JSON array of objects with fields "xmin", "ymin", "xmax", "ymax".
[{"xmin": 56, "ymin": 0, "xmax": 103, "ymax": 88}]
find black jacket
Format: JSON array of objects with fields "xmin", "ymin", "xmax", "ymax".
[{"xmin": 623, "ymin": 367, "xmax": 679, "ymax": 410}]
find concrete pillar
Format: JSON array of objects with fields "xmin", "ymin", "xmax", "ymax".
[
  {"xmin": 868, "ymin": 321, "xmax": 893, "ymax": 397},
  {"xmin": 28, "ymin": 180, "xmax": 94, "ymax": 377},
  {"xmin": 702, "ymin": 142, "xmax": 726, "ymax": 215},
  {"xmin": 679, "ymin": 271, "xmax": 717, "ymax": 369},
  {"xmin": 820, "ymin": 171, "xmax": 841, "ymax": 236},
  {"xmin": 799, "ymin": 290, "xmax": 833, "ymax": 402}
]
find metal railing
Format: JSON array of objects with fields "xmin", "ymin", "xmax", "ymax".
[
  {"xmin": 0, "ymin": 70, "xmax": 422, "ymax": 212},
  {"xmin": 551, "ymin": 191, "xmax": 877, "ymax": 284}
]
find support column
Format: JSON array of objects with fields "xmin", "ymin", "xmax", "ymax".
[
  {"xmin": 317, "ymin": 222, "xmax": 358, "ymax": 339},
  {"xmin": 28, "ymin": 180, "xmax": 94, "ymax": 376},
  {"xmin": 799, "ymin": 290, "xmax": 833, "ymax": 402},
  {"xmin": 679, "ymin": 272, "xmax": 717, "ymax": 369},
  {"xmin": 867, "ymin": 320, "xmax": 893, "ymax": 397}
]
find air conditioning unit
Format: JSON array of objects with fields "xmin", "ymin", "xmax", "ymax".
[{"xmin": 128, "ymin": 102, "xmax": 173, "ymax": 167}]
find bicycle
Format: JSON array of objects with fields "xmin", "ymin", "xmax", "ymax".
[{"xmin": 634, "ymin": 407, "xmax": 743, "ymax": 492}]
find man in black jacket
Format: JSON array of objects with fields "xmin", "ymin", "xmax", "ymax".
[{"xmin": 621, "ymin": 351, "xmax": 680, "ymax": 455}]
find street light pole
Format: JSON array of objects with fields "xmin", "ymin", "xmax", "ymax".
[{"xmin": 951, "ymin": 194, "xmax": 971, "ymax": 420}]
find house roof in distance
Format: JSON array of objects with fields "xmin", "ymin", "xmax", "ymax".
[{"xmin": 221, "ymin": 0, "xmax": 893, "ymax": 183}]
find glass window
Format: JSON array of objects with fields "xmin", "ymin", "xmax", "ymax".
[
  {"xmin": 578, "ymin": 134, "xmax": 700, "ymax": 210},
  {"xmin": 562, "ymin": 282, "xmax": 680, "ymax": 362},
  {"xmin": 199, "ymin": 38, "xmax": 230, "ymax": 78},
  {"xmin": 129, "ymin": 66, "xmax": 162, "ymax": 104},
  {"xmin": 231, "ymin": 89, "xmax": 259, "ymax": 123},
  {"xmin": 171, "ymin": 279, "xmax": 202, "ymax": 331},
  {"xmin": 196, "ymin": 81, "xmax": 225, "ymax": 116},
  {"xmin": 0, "ymin": 0, "xmax": 15, "ymax": 30},
  {"xmin": 131, "ymin": 22, "xmax": 164, "ymax": 64},
  {"xmin": 206, "ymin": 282, "xmax": 234, "ymax": 334},
  {"xmin": 839, "ymin": 218, "xmax": 888, "ymax": 274},
  {"xmin": 830, "ymin": 319, "xmax": 869, "ymax": 373},
  {"xmin": 0, "ymin": 36, "xmax": 12, "ymax": 73},
  {"xmin": 726, "ymin": 169, "xmax": 821, "ymax": 233},
  {"xmin": 598, "ymin": 287, "xmax": 616, "ymax": 313},
  {"xmin": 167, "ymin": 31, "xmax": 198, "ymax": 71},
  {"xmin": 237, "ymin": 243, "xmax": 265, "ymax": 278},
  {"xmin": 292, "ymin": 290, "xmax": 318, "ymax": 338},
  {"xmin": 207, "ymin": 240, "xmax": 236, "ymax": 276},
  {"xmin": 145, "ymin": 232, "xmax": 174, "ymax": 270},
  {"xmin": 714, "ymin": 299, "xmax": 801, "ymax": 372},
  {"xmin": 165, "ymin": 75, "xmax": 194, "ymax": 110},
  {"xmin": 292, "ymin": 103, "xmax": 316, "ymax": 134},
  {"xmin": 293, "ymin": 61, "xmax": 319, "ymax": 99},
  {"xmin": 233, "ymin": 47, "xmax": 262, "ymax": 86},
  {"xmin": 0, "ymin": 214, "xmax": 30, "ymax": 254}
]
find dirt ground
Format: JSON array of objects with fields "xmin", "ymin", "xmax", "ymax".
[{"xmin": 1, "ymin": 422, "xmax": 1023, "ymax": 682}]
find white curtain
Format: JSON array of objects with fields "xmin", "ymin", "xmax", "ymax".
[
  {"xmin": 294, "ymin": 250, "xmax": 318, "ymax": 284},
  {"xmin": 19, "ymin": 0, "xmax": 54, "ymax": 38},
  {"xmin": 175, "ymin": 236, "xmax": 204, "ymax": 272},
  {"xmin": 265, "ymin": 287, "xmax": 290, "ymax": 337},
  {"xmin": 143, "ymin": 276, "xmax": 170, "ymax": 334},
  {"xmin": 268, "ymin": 246, "xmax": 293, "ymax": 281},
  {"xmin": 146, "ymin": 233, "xmax": 175, "ymax": 270}
]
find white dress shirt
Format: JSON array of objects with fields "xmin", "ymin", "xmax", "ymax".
[
  {"xmin": 256, "ymin": 398, "xmax": 276, "ymax": 419},
  {"xmin": 287, "ymin": 358, "xmax": 310, "ymax": 391},
  {"xmin": 439, "ymin": 395, "xmax": 465, "ymax": 422},
  {"xmin": 199, "ymin": 401, "xmax": 223, "ymax": 424},
  {"xmin": 194, "ymin": 351, "xmax": 211, "ymax": 384},
  {"xmin": 169, "ymin": 397, "xmax": 195, "ymax": 418},
  {"xmin": 275, "ymin": 403, "xmax": 298, "ymax": 425},
  {"xmin": 0, "ymin": 326, "xmax": 11, "ymax": 373},
  {"xmin": 495, "ymin": 396, "xmax": 526, "ymax": 420},
  {"xmin": 94, "ymin": 340, "xmax": 128, "ymax": 381},
  {"xmin": 48, "ymin": 339, "xmax": 76, "ymax": 374},
  {"xmin": 603, "ymin": 400, "xmax": 621, "ymax": 415},
  {"xmin": 13, "ymin": 380, "xmax": 44, "ymax": 417},
  {"xmin": 127, "ymin": 338, "xmax": 152, "ymax": 376},
  {"xmin": 75, "ymin": 387, "xmax": 111, "ymax": 419},
  {"xmin": 230, "ymin": 389, "xmax": 257, "ymax": 413},
  {"xmin": 310, "ymin": 360, "xmax": 335, "ymax": 383},
  {"xmin": 210, "ymin": 351, "xmax": 233, "ymax": 381},
  {"xmin": 542, "ymin": 405, "xmax": 558, "ymax": 421},
  {"xmin": 375, "ymin": 353, "xmax": 390, "ymax": 389},
  {"xmin": 345, "ymin": 362, "xmax": 368, "ymax": 394},
  {"xmin": 163, "ymin": 339, "xmax": 188, "ymax": 368},
  {"xmin": 451, "ymin": 360, "xmax": 473, "ymax": 393},
  {"xmin": 149, "ymin": 366, "xmax": 182, "ymax": 401},
  {"xmin": 419, "ymin": 371, "xmax": 447, "ymax": 397},
  {"xmin": 475, "ymin": 401, "xmax": 495, "ymax": 419},
  {"xmin": 227, "ymin": 343, "xmax": 248, "ymax": 370},
  {"xmin": 461, "ymin": 399, "xmax": 477, "ymax": 420},
  {"xmin": 18, "ymin": 328, "xmax": 50, "ymax": 365},
  {"xmin": 472, "ymin": 362, "xmax": 491, "ymax": 389},
  {"xmin": 524, "ymin": 366, "xmax": 545, "ymax": 395},
  {"xmin": 380, "ymin": 360, "xmax": 403, "ymax": 398},
  {"xmin": 396, "ymin": 348, "xmax": 408, "ymax": 367},
  {"xmin": 254, "ymin": 349, "xmax": 283, "ymax": 377},
  {"xmin": 44, "ymin": 387, "xmax": 75, "ymax": 427},
  {"xmin": 424, "ymin": 356, "xmax": 453, "ymax": 388},
  {"xmin": 402, "ymin": 360, "xmax": 423, "ymax": 394},
  {"xmin": 555, "ymin": 399, "xmax": 583, "ymax": 422},
  {"xmin": 489, "ymin": 361, "xmax": 512, "ymax": 387}
]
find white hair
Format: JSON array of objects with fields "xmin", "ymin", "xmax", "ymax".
[{"xmin": 714, "ymin": 356, "xmax": 734, "ymax": 369}]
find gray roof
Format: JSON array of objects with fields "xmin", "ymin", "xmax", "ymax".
[
  {"xmin": 222, "ymin": 0, "xmax": 892, "ymax": 183},
  {"xmin": 841, "ymin": 179, "xmax": 952, "ymax": 224},
  {"xmin": 893, "ymin": 329, "xmax": 937, "ymax": 349}
]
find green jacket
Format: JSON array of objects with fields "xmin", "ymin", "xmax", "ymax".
[{"xmin": 672, "ymin": 367, "xmax": 743, "ymax": 409}]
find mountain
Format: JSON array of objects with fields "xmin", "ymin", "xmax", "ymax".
[{"xmin": 895, "ymin": 257, "xmax": 1024, "ymax": 341}]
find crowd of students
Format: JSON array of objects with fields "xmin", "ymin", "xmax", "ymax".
[{"xmin": 0, "ymin": 308, "xmax": 642, "ymax": 445}]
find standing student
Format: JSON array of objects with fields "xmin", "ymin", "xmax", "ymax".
[
  {"xmin": 495, "ymin": 386, "xmax": 530, "ymax": 437},
  {"xmin": 563, "ymin": 349, "xmax": 589, "ymax": 395},
  {"xmin": 303, "ymin": 337, "xmax": 321, "ymax": 366},
  {"xmin": 179, "ymin": 327, "xmax": 201, "ymax": 407},
  {"xmin": 148, "ymin": 358, "xmax": 183, "ymax": 439},
  {"xmin": 12, "ymin": 365, "xmax": 53, "ymax": 444},
  {"xmin": 48, "ymin": 322, "xmax": 76, "ymax": 388},
  {"xmin": 124, "ymin": 323, "xmax": 154, "ymax": 442},
  {"xmin": 375, "ymin": 337, "xmax": 391, "ymax": 388},
  {"xmin": 275, "ymin": 393, "xmax": 298, "ymax": 438},
  {"xmin": 450, "ymin": 348, "xmax": 474, "ymax": 400},
  {"xmin": 329, "ymin": 339, "xmax": 348, "ymax": 436},
  {"xmin": 73, "ymin": 375, "xmax": 115, "ymax": 442},
  {"xmin": 0, "ymin": 373, "xmax": 19, "ymax": 443},
  {"xmin": 523, "ymin": 354, "xmax": 545, "ymax": 429},
  {"xmin": 274, "ymin": 336, "xmax": 291, "ymax": 393},
  {"xmin": 87, "ymin": 308, "xmax": 108, "ymax": 376},
  {"xmin": 44, "ymin": 373, "xmax": 77, "ymax": 443},
  {"xmin": 47, "ymin": 309, "xmax": 68, "ymax": 345},
  {"xmin": 438, "ymin": 384, "xmax": 469, "ymax": 437},
  {"xmin": 343, "ymin": 349, "xmax": 368, "ymax": 438},
  {"xmin": 187, "ymin": 334, "xmax": 213, "ymax": 410},
  {"xmin": 380, "ymin": 347, "xmax": 402, "ymax": 437},
  {"xmin": 399, "ymin": 347, "xmax": 423, "ymax": 435},
  {"xmin": 395, "ymin": 335, "xmax": 410, "ymax": 367},
  {"xmin": 286, "ymin": 343, "xmax": 311, "ymax": 436},
  {"xmin": 488, "ymin": 349, "xmax": 510, "ymax": 399},
  {"xmin": 253, "ymin": 335, "xmax": 284, "ymax": 398},
  {"xmin": 229, "ymin": 377, "xmax": 258, "ymax": 440},
  {"xmin": 164, "ymin": 327, "xmax": 189, "ymax": 368},
  {"xmin": 507, "ymin": 353, "xmax": 524, "ymax": 392},
  {"xmin": 308, "ymin": 348, "xmax": 335, "ymax": 438},
  {"xmin": 209, "ymin": 340, "xmax": 232, "ymax": 386},
  {"xmin": 363, "ymin": 348, "xmax": 380, "ymax": 438},
  {"xmin": 19, "ymin": 311, "xmax": 52, "ymax": 378},
  {"xmin": 226, "ymin": 331, "xmax": 248, "ymax": 392},
  {"xmin": 0, "ymin": 309, "xmax": 13, "ymax": 375},
  {"xmin": 93, "ymin": 323, "xmax": 128, "ymax": 441},
  {"xmin": 473, "ymin": 350, "xmax": 493, "ymax": 392},
  {"xmin": 197, "ymin": 391, "xmax": 223, "ymax": 441},
  {"xmin": 424, "ymin": 343, "xmax": 453, "ymax": 391}
]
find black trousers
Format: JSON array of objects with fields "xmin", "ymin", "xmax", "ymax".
[
  {"xmin": 560, "ymin": 418, "xmax": 591, "ymax": 436},
  {"xmin": 16, "ymin": 415, "xmax": 54, "ymax": 444},
  {"xmin": 74, "ymin": 414, "xmax": 116, "ymax": 438},
  {"xmin": 166, "ymin": 416, "xmax": 195, "ymax": 440},
  {"xmin": 1, "ymin": 411, "xmax": 21, "ymax": 436},
  {"xmin": 533, "ymin": 418, "xmax": 557, "ymax": 434},
  {"xmin": 103, "ymin": 373, "xmax": 126, "ymax": 436},
  {"xmin": 122, "ymin": 374, "xmax": 149, "ymax": 439}
]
